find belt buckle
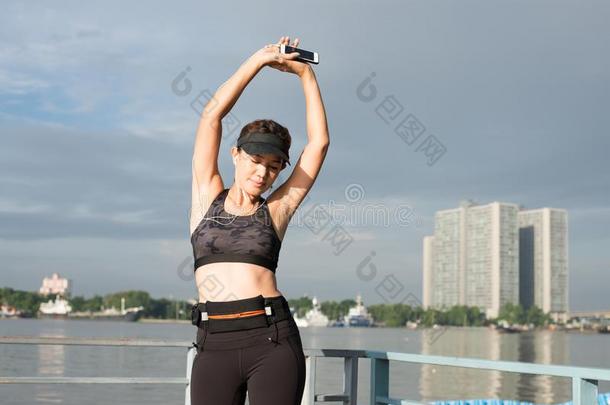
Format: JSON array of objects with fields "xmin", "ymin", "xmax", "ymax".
[
  {"xmin": 263, "ymin": 298, "xmax": 275, "ymax": 316},
  {"xmin": 263, "ymin": 299, "xmax": 275, "ymax": 326},
  {"xmin": 191, "ymin": 304, "xmax": 210, "ymax": 327}
]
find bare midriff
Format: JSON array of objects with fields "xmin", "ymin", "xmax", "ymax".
[{"xmin": 194, "ymin": 262, "xmax": 282, "ymax": 303}]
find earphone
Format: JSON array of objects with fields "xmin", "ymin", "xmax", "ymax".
[
  {"xmin": 199, "ymin": 194, "xmax": 267, "ymax": 226},
  {"xmin": 191, "ymin": 172, "xmax": 268, "ymax": 228},
  {"xmin": 190, "ymin": 153, "xmax": 273, "ymax": 233}
]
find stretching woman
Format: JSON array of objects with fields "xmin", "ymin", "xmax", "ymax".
[{"xmin": 189, "ymin": 36, "xmax": 330, "ymax": 405}]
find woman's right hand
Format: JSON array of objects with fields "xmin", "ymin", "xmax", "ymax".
[{"xmin": 251, "ymin": 36, "xmax": 304, "ymax": 74}]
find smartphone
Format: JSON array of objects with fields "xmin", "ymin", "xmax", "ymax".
[{"xmin": 280, "ymin": 44, "xmax": 319, "ymax": 64}]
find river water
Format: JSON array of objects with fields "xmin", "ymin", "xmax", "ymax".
[{"xmin": 1, "ymin": 319, "xmax": 609, "ymax": 404}]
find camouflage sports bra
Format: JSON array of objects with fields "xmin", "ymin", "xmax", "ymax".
[{"xmin": 190, "ymin": 188, "xmax": 282, "ymax": 273}]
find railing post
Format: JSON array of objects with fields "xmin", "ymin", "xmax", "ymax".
[
  {"xmin": 370, "ymin": 358, "xmax": 389, "ymax": 405},
  {"xmin": 343, "ymin": 355, "xmax": 358, "ymax": 405},
  {"xmin": 572, "ymin": 377, "xmax": 598, "ymax": 405},
  {"xmin": 302, "ymin": 354, "xmax": 316, "ymax": 405},
  {"xmin": 185, "ymin": 347, "xmax": 196, "ymax": 405}
]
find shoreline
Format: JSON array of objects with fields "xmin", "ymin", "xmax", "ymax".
[{"xmin": 0, "ymin": 317, "xmax": 604, "ymax": 333}]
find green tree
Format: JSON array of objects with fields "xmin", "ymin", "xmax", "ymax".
[
  {"xmin": 320, "ymin": 300, "xmax": 347, "ymax": 321},
  {"xmin": 422, "ymin": 308, "xmax": 441, "ymax": 327},
  {"xmin": 446, "ymin": 305, "xmax": 469, "ymax": 326},
  {"xmin": 467, "ymin": 306, "xmax": 486, "ymax": 326},
  {"xmin": 524, "ymin": 305, "xmax": 551, "ymax": 327},
  {"xmin": 498, "ymin": 303, "xmax": 525, "ymax": 324},
  {"xmin": 104, "ymin": 290, "xmax": 151, "ymax": 309},
  {"xmin": 70, "ymin": 296, "xmax": 87, "ymax": 312},
  {"xmin": 84, "ymin": 295, "xmax": 104, "ymax": 312},
  {"xmin": 0, "ymin": 288, "xmax": 48, "ymax": 316},
  {"xmin": 338, "ymin": 299, "xmax": 356, "ymax": 319},
  {"xmin": 287, "ymin": 296, "xmax": 313, "ymax": 318}
]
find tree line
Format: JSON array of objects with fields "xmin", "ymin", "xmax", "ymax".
[
  {"xmin": 2, "ymin": 287, "xmax": 553, "ymax": 326},
  {"xmin": 0, "ymin": 288, "xmax": 188, "ymax": 319},
  {"xmin": 288, "ymin": 298, "xmax": 552, "ymax": 327}
]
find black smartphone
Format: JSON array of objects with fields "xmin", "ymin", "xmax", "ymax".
[{"xmin": 280, "ymin": 44, "xmax": 319, "ymax": 64}]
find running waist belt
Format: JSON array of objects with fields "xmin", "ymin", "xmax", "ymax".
[{"xmin": 191, "ymin": 295, "xmax": 291, "ymax": 333}]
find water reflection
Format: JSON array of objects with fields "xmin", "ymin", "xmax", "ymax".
[
  {"xmin": 419, "ymin": 328, "xmax": 570, "ymax": 403},
  {"xmin": 514, "ymin": 330, "xmax": 570, "ymax": 404},
  {"xmin": 35, "ymin": 324, "xmax": 66, "ymax": 404}
]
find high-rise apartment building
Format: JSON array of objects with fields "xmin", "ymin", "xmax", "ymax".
[
  {"xmin": 423, "ymin": 201, "xmax": 519, "ymax": 318},
  {"xmin": 518, "ymin": 208, "xmax": 569, "ymax": 322},
  {"xmin": 423, "ymin": 201, "xmax": 568, "ymax": 321}
]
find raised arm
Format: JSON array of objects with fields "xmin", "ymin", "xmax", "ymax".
[
  {"xmin": 191, "ymin": 50, "xmax": 273, "ymax": 233},
  {"xmin": 267, "ymin": 37, "xmax": 330, "ymax": 228},
  {"xmin": 190, "ymin": 38, "xmax": 303, "ymax": 232}
]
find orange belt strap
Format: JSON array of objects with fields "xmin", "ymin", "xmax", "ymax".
[{"xmin": 207, "ymin": 309, "xmax": 266, "ymax": 319}]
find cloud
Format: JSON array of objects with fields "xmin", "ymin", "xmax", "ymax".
[
  {"xmin": 0, "ymin": 69, "xmax": 51, "ymax": 95},
  {"xmin": 0, "ymin": 120, "xmax": 191, "ymax": 241},
  {"xmin": 1, "ymin": 0, "xmax": 609, "ymax": 308}
]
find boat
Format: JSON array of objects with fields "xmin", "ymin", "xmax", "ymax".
[
  {"xmin": 406, "ymin": 321, "xmax": 419, "ymax": 329},
  {"xmin": 70, "ymin": 298, "xmax": 144, "ymax": 322},
  {"xmin": 344, "ymin": 294, "xmax": 374, "ymax": 327},
  {"xmin": 291, "ymin": 307, "xmax": 309, "ymax": 327},
  {"xmin": 1, "ymin": 304, "xmax": 21, "ymax": 318},
  {"xmin": 598, "ymin": 319, "xmax": 610, "ymax": 334},
  {"xmin": 88, "ymin": 306, "xmax": 143, "ymax": 322},
  {"xmin": 496, "ymin": 320, "xmax": 522, "ymax": 333},
  {"xmin": 38, "ymin": 295, "xmax": 72, "ymax": 319},
  {"xmin": 304, "ymin": 297, "xmax": 329, "ymax": 327}
]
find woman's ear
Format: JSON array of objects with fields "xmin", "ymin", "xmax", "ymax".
[{"xmin": 231, "ymin": 147, "xmax": 238, "ymax": 165}]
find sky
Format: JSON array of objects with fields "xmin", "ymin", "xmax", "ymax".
[{"xmin": 1, "ymin": 0, "xmax": 609, "ymax": 310}]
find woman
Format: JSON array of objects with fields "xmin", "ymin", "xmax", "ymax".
[{"xmin": 189, "ymin": 36, "xmax": 330, "ymax": 405}]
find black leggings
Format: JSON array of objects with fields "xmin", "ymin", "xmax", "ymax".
[{"xmin": 190, "ymin": 295, "xmax": 306, "ymax": 405}]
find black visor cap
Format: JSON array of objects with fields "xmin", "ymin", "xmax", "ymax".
[{"xmin": 237, "ymin": 132, "xmax": 291, "ymax": 166}]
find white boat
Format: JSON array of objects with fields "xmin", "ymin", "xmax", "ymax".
[
  {"xmin": 39, "ymin": 295, "xmax": 72, "ymax": 319},
  {"xmin": 294, "ymin": 315, "xmax": 309, "ymax": 327},
  {"xmin": 304, "ymin": 297, "xmax": 329, "ymax": 327},
  {"xmin": 291, "ymin": 306, "xmax": 309, "ymax": 327},
  {"xmin": 343, "ymin": 294, "xmax": 374, "ymax": 327},
  {"xmin": 1, "ymin": 304, "xmax": 21, "ymax": 318}
]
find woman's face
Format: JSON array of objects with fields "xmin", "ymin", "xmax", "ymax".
[{"xmin": 233, "ymin": 148, "xmax": 284, "ymax": 194}]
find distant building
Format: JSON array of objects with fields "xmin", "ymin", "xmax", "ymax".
[
  {"xmin": 422, "ymin": 235, "xmax": 435, "ymax": 310},
  {"xmin": 423, "ymin": 201, "xmax": 568, "ymax": 321},
  {"xmin": 518, "ymin": 208, "xmax": 568, "ymax": 323},
  {"xmin": 39, "ymin": 272, "xmax": 71, "ymax": 297},
  {"xmin": 423, "ymin": 201, "xmax": 519, "ymax": 318}
]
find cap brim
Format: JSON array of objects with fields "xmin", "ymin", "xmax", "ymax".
[{"xmin": 240, "ymin": 143, "xmax": 291, "ymax": 166}]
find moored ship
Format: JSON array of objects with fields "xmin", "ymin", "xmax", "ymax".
[
  {"xmin": 344, "ymin": 294, "xmax": 374, "ymax": 327},
  {"xmin": 303, "ymin": 296, "xmax": 329, "ymax": 327},
  {"xmin": 38, "ymin": 295, "xmax": 72, "ymax": 319},
  {"xmin": 1, "ymin": 304, "xmax": 22, "ymax": 318},
  {"xmin": 69, "ymin": 298, "xmax": 144, "ymax": 322}
]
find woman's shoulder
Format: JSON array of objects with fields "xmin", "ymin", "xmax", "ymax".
[{"xmin": 190, "ymin": 184, "xmax": 226, "ymax": 236}]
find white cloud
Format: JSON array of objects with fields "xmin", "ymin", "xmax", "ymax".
[
  {"xmin": 0, "ymin": 69, "xmax": 50, "ymax": 95},
  {"xmin": 0, "ymin": 0, "xmax": 609, "ymax": 310}
]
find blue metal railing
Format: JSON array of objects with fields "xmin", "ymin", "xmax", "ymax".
[
  {"xmin": 2, "ymin": 336, "xmax": 610, "ymax": 405},
  {"xmin": 302, "ymin": 349, "xmax": 610, "ymax": 405}
]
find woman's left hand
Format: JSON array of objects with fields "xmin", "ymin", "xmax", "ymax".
[{"xmin": 253, "ymin": 36, "xmax": 310, "ymax": 77}]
